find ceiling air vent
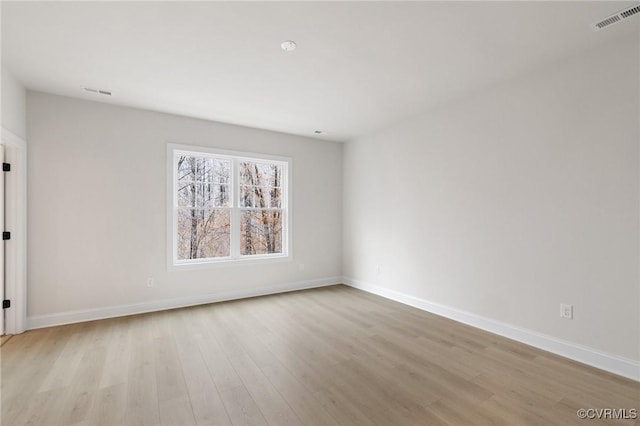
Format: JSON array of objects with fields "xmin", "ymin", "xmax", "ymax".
[
  {"xmin": 83, "ymin": 87, "xmax": 112, "ymax": 96},
  {"xmin": 592, "ymin": 5, "xmax": 640, "ymax": 30}
]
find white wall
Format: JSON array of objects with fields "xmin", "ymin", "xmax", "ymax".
[
  {"xmin": 343, "ymin": 37, "xmax": 639, "ymax": 362},
  {"xmin": 27, "ymin": 92, "xmax": 342, "ymax": 319},
  {"xmin": 1, "ymin": 66, "xmax": 26, "ymax": 139}
]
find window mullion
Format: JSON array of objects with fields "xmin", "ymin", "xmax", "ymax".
[{"xmin": 230, "ymin": 158, "xmax": 240, "ymax": 258}]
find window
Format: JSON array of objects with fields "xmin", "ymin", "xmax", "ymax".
[{"xmin": 168, "ymin": 144, "xmax": 290, "ymax": 268}]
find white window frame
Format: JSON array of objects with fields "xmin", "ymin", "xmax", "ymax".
[{"xmin": 167, "ymin": 143, "xmax": 292, "ymax": 270}]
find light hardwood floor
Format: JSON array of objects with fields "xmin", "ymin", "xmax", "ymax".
[
  {"xmin": 1, "ymin": 285, "xmax": 638, "ymax": 425},
  {"xmin": 0, "ymin": 335, "xmax": 12, "ymax": 347}
]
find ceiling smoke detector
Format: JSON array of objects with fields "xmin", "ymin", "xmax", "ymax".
[
  {"xmin": 281, "ymin": 40, "xmax": 297, "ymax": 52},
  {"xmin": 592, "ymin": 5, "xmax": 640, "ymax": 30}
]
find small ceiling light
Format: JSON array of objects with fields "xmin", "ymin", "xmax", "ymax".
[
  {"xmin": 281, "ymin": 40, "xmax": 297, "ymax": 52},
  {"xmin": 314, "ymin": 130, "xmax": 323, "ymax": 134}
]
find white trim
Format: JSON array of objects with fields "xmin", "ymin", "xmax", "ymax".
[
  {"xmin": 343, "ymin": 277, "xmax": 640, "ymax": 382},
  {"xmin": 0, "ymin": 145, "xmax": 5, "ymax": 335},
  {"xmin": 1, "ymin": 127, "xmax": 27, "ymax": 335},
  {"xmin": 1, "ymin": 128, "xmax": 26, "ymax": 149},
  {"xmin": 27, "ymin": 276, "xmax": 341, "ymax": 330}
]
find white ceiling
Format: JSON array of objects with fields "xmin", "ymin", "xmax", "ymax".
[{"xmin": 2, "ymin": 1, "xmax": 638, "ymax": 142}]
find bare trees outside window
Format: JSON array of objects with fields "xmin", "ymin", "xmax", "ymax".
[
  {"xmin": 239, "ymin": 161, "xmax": 283, "ymax": 256},
  {"xmin": 176, "ymin": 156, "xmax": 231, "ymax": 260},
  {"xmin": 170, "ymin": 146, "xmax": 289, "ymax": 267}
]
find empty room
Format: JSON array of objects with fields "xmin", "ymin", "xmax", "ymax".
[{"xmin": 1, "ymin": 1, "xmax": 639, "ymax": 425}]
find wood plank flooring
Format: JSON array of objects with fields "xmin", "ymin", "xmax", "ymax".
[
  {"xmin": 1, "ymin": 285, "xmax": 638, "ymax": 425},
  {"xmin": 0, "ymin": 335, "xmax": 12, "ymax": 347}
]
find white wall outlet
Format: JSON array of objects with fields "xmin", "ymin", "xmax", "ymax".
[
  {"xmin": 375, "ymin": 264, "xmax": 381, "ymax": 275},
  {"xmin": 298, "ymin": 263, "xmax": 305, "ymax": 271},
  {"xmin": 560, "ymin": 303, "xmax": 573, "ymax": 319},
  {"xmin": 146, "ymin": 277, "xmax": 154, "ymax": 288}
]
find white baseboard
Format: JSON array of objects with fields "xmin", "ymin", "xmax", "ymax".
[
  {"xmin": 343, "ymin": 276, "xmax": 640, "ymax": 382},
  {"xmin": 27, "ymin": 276, "xmax": 342, "ymax": 330}
]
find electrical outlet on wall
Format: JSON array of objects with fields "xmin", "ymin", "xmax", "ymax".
[
  {"xmin": 146, "ymin": 277, "xmax": 154, "ymax": 288},
  {"xmin": 560, "ymin": 303, "xmax": 573, "ymax": 319}
]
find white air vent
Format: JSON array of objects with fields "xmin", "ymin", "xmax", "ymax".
[
  {"xmin": 593, "ymin": 5, "xmax": 640, "ymax": 30},
  {"xmin": 83, "ymin": 87, "xmax": 112, "ymax": 96}
]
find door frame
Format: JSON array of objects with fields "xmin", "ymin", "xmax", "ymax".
[
  {"xmin": 1, "ymin": 127, "xmax": 27, "ymax": 334},
  {"xmin": 1, "ymin": 144, "xmax": 5, "ymax": 335}
]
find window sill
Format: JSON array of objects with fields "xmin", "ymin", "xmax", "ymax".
[{"xmin": 168, "ymin": 253, "xmax": 292, "ymax": 271}]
